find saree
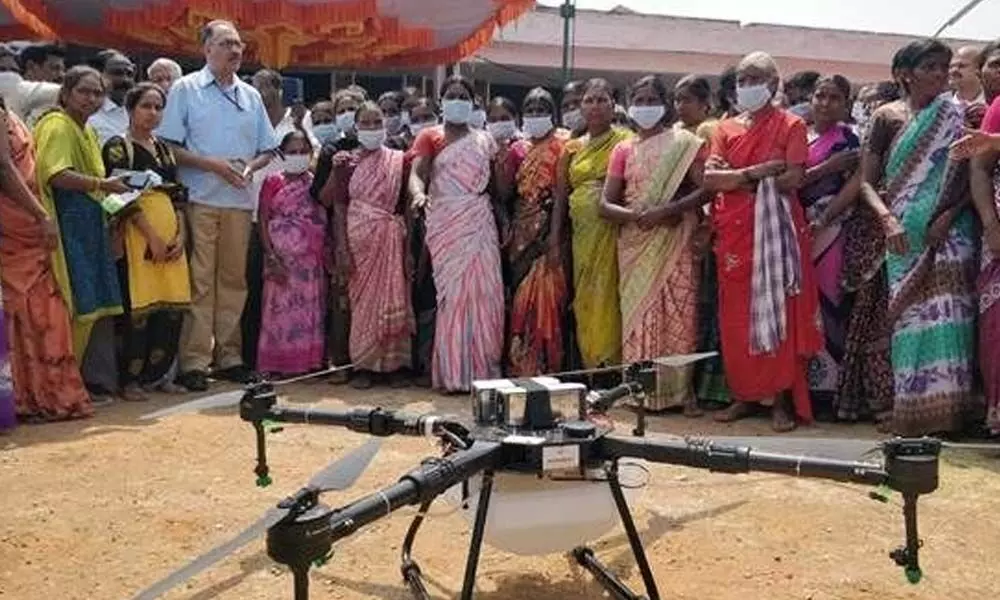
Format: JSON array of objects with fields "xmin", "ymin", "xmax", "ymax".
[
  {"xmin": 33, "ymin": 110, "xmax": 123, "ymax": 359},
  {"xmin": 0, "ymin": 111, "xmax": 91, "ymax": 422},
  {"xmin": 424, "ymin": 130, "xmax": 505, "ymax": 392},
  {"xmin": 257, "ymin": 172, "xmax": 327, "ymax": 375},
  {"xmin": 801, "ymin": 124, "xmax": 860, "ymax": 408},
  {"xmin": 0, "ymin": 299, "xmax": 13, "ymax": 431},
  {"xmin": 568, "ymin": 127, "xmax": 632, "ymax": 369},
  {"xmin": 347, "ymin": 147, "xmax": 413, "ymax": 372},
  {"xmin": 980, "ymin": 104, "xmax": 1000, "ymax": 435},
  {"xmin": 708, "ymin": 109, "xmax": 823, "ymax": 422},
  {"xmin": 508, "ymin": 129, "xmax": 570, "ymax": 376},
  {"xmin": 883, "ymin": 94, "xmax": 976, "ymax": 436},
  {"xmin": 616, "ymin": 129, "xmax": 704, "ymax": 410},
  {"xmin": 102, "ymin": 135, "xmax": 190, "ymax": 388}
]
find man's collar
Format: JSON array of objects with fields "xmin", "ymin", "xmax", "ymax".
[
  {"xmin": 102, "ymin": 96, "xmax": 123, "ymax": 113},
  {"xmin": 195, "ymin": 66, "xmax": 238, "ymax": 89}
]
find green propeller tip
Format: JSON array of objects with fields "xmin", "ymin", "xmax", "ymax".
[
  {"xmin": 905, "ymin": 566, "xmax": 922, "ymax": 584},
  {"xmin": 256, "ymin": 474, "xmax": 273, "ymax": 488},
  {"xmin": 261, "ymin": 419, "xmax": 283, "ymax": 434},
  {"xmin": 314, "ymin": 551, "xmax": 334, "ymax": 568}
]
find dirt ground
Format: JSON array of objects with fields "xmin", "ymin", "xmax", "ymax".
[{"xmin": 2, "ymin": 382, "xmax": 998, "ymax": 600}]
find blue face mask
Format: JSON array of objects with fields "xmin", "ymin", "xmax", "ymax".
[
  {"xmin": 442, "ymin": 99, "xmax": 473, "ymax": 125},
  {"xmin": 312, "ymin": 123, "xmax": 339, "ymax": 144}
]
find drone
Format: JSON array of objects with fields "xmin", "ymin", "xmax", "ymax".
[{"xmin": 131, "ymin": 356, "xmax": 997, "ymax": 600}]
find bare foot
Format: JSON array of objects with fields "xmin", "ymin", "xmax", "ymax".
[
  {"xmin": 350, "ymin": 372, "xmax": 373, "ymax": 390},
  {"xmin": 771, "ymin": 404, "xmax": 797, "ymax": 433},
  {"xmin": 120, "ymin": 384, "xmax": 148, "ymax": 403},
  {"xmin": 328, "ymin": 370, "xmax": 350, "ymax": 385},
  {"xmin": 683, "ymin": 401, "xmax": 704, "ymax": 418},
  {"xmin": 713, "ymin": 402, "xmax": 753, "ymax": 423}
]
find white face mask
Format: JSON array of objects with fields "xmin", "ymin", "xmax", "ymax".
[
  {"xmin": 562, "ymin": 108, "xmax": 584, "ymax": 131},
  {"xmin": 736, "ymin": 83, "xmax": 774, "ymax": 113},
  {"xmin": 628, "ymin": 105, "xmax": 666, "ymax": 130},
  {"xmin": 441, "ymin": 99, "xmax": 473, "ymax": 125},
  {"xmin": 409, "ymin": 120, "xmax": 435, "ymax": 136},
  {"xmin": 311, "ymin": 122, "xmax": 339, "ymax": 144},
  {"xmin": 357, "ymin": 128, "xmax": 386, "ymax": 150},
  {"xmin": 470, "ymin": 109, "xmax": 487, "ymax": 129},
  {"xmin": 335, "ymin": 111, "xmax": 356, "ymax": 133},
  {"xmin": 788, "ymin": 102, "xmax": 811, "ymax": 119},
  {"xmin": 385, "ymin": 115, "xmax": 403, "ymax": 135},
  {"xmin": 522, "ymin": 115, "xmax": 554, "ymax": 139},
  {"xmin": 487, "ymin": 120, "xmax": 518, "ymax": 142},
  {"xmin": 283, "ymin": 154, "xmax": 311, "ymax": 174}
]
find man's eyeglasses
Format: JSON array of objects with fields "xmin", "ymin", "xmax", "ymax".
[{"xmin": 214, "ymin": 39, "xmax": 245, "ymax": 50}]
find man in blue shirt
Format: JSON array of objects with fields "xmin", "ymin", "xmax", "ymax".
[{"xmin": 157, "ymin": 19, "xmax": 279, "ymax": 391}]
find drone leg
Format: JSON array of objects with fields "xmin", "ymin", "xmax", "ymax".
[
  {"xmin": 573, "ymin": 461, "xmax": 660, "ymax": 600},
  {"xmin": 292, "ymin": 564, "xmax": 310, "ymax": 600},
  {"xmin": 459, "ymin": 470, "xmax": 494, "ymax": 600},
  {"xmin": 399, "ymin": 500, "xmax": 434, "ymax": 600}
]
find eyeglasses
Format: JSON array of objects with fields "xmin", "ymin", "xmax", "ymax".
[{"xmin": 214, "ymin": 39, "xmax": 245, "ymax": 50}]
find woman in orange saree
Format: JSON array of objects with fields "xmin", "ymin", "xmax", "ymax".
[
  {"xmin": 507, "ymin": 88, "xmax": 570, "ymax": 376},
  {"xmin": 703, "ymin": 53, "xmax": 823, "ymax": 432},
  {"xmin": 0, "ymin": 105, "xmax": 92, "ymax": 422},
  {"xmin": 601, "ymin": 75, "xmax": 707, "ymax": 413}
]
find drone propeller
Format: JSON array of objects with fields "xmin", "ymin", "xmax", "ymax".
[
  {"xmin": 540, "ymin": 352, "xmax": 719, "ymax": 380},
  {"xmin": 131, "ymin": 437, "xmax": 381, "ymax": 600},
  {"xmin": 139, "ymin": 364, "xmax": 354, "ymax": 421}
]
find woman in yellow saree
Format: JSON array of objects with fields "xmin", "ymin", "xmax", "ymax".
[
  {"xmin": 601, "ymin": 75, "xmax": 707, "ymax": 413},
  {"xmin": 551, "ymin": 78, "xmax": 631, "ymax": 370}
]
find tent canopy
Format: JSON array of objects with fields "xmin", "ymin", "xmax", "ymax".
[{"xmin": 0, "ymin": 0, "xmax": 536, "ymax": 68}]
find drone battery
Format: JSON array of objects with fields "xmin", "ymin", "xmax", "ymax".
[{"xmin": 471, "ymin": 377, "xmax": 584, "ymax": 428}]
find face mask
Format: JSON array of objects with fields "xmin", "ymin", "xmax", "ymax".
[
  {"xmin": 357, "ymin": 128, "xmax": 386, "ymax": 150},
  {"xmin": 522, "ymin": 115, "xmax": 554, "ymax": 139},
  {"xmin": 736, "ymin": 83, "xmax": 773, "ymax": 113},
  {"xmin": 401, "ymin": 111, "xmax": 411, "ymax": 126},
  {"xmin": 470, "ymin": 109, "xmax": 487, "ymax": 129},
  {"xmin": 283, "ymin": 154, "xmax": 311, "ymax": 174},
  {"xmin": 311, "ymin": 123, "xmax": 339, "ymax": 144},
  {"xmin": 788, "ymin": 102, "xmax": 811, "ymax": 119},
  {"xmin": 441, "ymin": 99, "xmax": 473, "ymax": 124},
  {"xmin": 409, "ymin": 120, "xmax": 435, "ymax": 136},
  {"xmin": 562, "ymin": 108, "xmax": 584, "ymax": 131},
  {"xmin": 851, "ymin": 103, "xmax": 871, "ymax": 125},
  {"xmin": 335, "ymin": 111, "xmax": 355, "ymax": 133},
  {"xmin": 385, "ymin": 115, "xmax": 403, "ymax": 135},
  {"xmin": 628, "ymin": 105, "xmax": 666, "ymax": 130},
  {"xmin": 487, "ymin": 120, "xmax": 518, "ymax": 141}
]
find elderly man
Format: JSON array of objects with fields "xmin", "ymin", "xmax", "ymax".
[
  {"xmin": 158, "ymin": 20, "xmax": 279, "ymax": 391},
  {"xmin": 148, "ymin": 57, "xmax": 183, "ymax": 92},
  {"xmin": 87, "ymin": 50, "xmax": 136, "ymax": 146},
  {"xmin": 702, "ymin": 51, "xmax": 823, "ymax": 433},
  {"xmin": 950, "ymin": 45, "xmax": 987, "ymax": 128}
]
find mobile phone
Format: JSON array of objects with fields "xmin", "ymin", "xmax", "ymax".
[{"xmin": 125, "ymin": 172, "xmax": 151, "ymax": 189}]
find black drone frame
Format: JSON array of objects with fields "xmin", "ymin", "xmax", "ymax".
[{"xmin": 235, "ymin": 376, "xmax": 939, "ymax": 600}]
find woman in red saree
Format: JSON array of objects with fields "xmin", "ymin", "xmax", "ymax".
[
  {"xmin": 703, "ymin": 52, "xmax": 823, "ymax": 432},
  {"xmin": 340, "ymin": 102, "xmax": 414, "ymax": 388},
  {"xmin": 408, "ymin": 75, "xmax": 506, "ymax": 393}
]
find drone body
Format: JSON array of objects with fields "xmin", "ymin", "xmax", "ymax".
[{"xmin": 133, "ymin": 356, "xmax": 960, "ymax": 600}]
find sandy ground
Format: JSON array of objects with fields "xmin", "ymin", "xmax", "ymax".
[{"xmin": 2, "ymin": 382, "xmax": 999, "ymax": 600}]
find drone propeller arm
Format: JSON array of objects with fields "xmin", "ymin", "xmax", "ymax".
[
  {"xmin": 600, "ymin": 435, "xmax": 888, "ymax": 487},
  {"xmin": 324, "ymin": 441, "xmax": 503, "ymax": 544},
  {"xmin": 243, "ymin": 402, "xmax": 469, "ymax": 441}
]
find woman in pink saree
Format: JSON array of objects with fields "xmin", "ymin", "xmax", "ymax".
[
  {"xmin": 340, "ymin": 102, "xmax": 414, "ymax": 388},
  {"xmin": 257, "ymin": 131, "xmax": 327, "ymax": 376},
  {"xmin": 409, "ymin": 76, "xmax": 506, "ymax": 393}
]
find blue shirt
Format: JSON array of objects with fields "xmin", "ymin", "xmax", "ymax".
[{"xmin": 156, "ymin": 66, "xmax": 278, "ymax": 210}]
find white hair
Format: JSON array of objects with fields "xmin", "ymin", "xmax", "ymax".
[
  {"xmin": 147, "ymin": 57, "xmax": 182, "ymax": 80},
  {"xmin": 737, "ymin": 51, "xmax": 780, "ymax": 79}
]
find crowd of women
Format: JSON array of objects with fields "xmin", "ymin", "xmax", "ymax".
[{"xmin": 2, "ymin": 36, "xmax": 1000, "ymax": 440}]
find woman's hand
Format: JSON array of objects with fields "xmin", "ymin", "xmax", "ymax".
[
  {"xmin": 411, "ymin": 192, "xmax": 431, "ymax": 211},
  {"xmin": 882, "ymin": 213, "xmax": 909, "ymax": 255},
  {"xmin": 101, "ymin": 175, "xmax": 132, "ymax": 195},
  {"xmin": 209, "ymin": 158, "xmax": 248, "ymax": 189},
  {"xmin": 336, "ymin": 247, "xmax": 353, "ymax": 285},
  {"xmin": 824, "ymin": 149, "xmax": 861, "ymax": 174},
  {"xmin": 164, "ymin": 233, "xmax": 184, "ymax": 261},
  {"xmin": 39, "ymin": 217, "xmax": 59, "ymax": 251},
  {"xmin": 744, "ymin": 160, "xmax": 786, "ymax": 181},
  {"xmin": 950, "ymin": 127, "xmax": 1000, "ymax": 160},
  {"xmin": 545, "ymin": 236, "xmax": 562, "ymax": 268},
  {"xmin": 636, "ymin": 205, "xmax": 680, "ymax": 230},
  {"xmin": 266, "ymin": 251, "xmax": 288, "ymax": 283},
  {"xmin": 146, "ymin": 234, "xmax": 169, "ymax": 263},
  {"xmin": 926, "ymin": 212, "xmax": 953, "ymax": 248}
]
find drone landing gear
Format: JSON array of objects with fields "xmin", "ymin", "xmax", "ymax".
[
  {"xmin": 399, "ymin": 471, "xmax": 495, "ymax": 600},
  {"xmin": 266, "ymin": 503, "xmax": 335, "ymax": 600},
  {"xmin": 572, "ymin": 460, "xmax": 660, "ymax": 600}
]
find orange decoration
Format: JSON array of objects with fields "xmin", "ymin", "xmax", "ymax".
[{"xmin": 0, "ymin": 0, "xmax": 536, "ymax": 69}]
